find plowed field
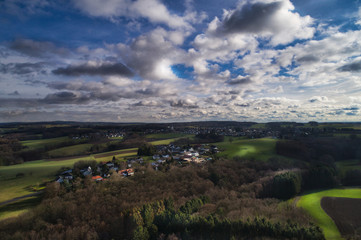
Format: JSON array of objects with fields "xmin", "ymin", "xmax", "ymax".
[{"xmin": 321, "ymin": 197, "xmax": 361, "ymax": 238}]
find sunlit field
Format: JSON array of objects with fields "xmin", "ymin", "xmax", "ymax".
[{"xmin": 297, "ymin": 188, "xmax": 361, "ymax": 240}]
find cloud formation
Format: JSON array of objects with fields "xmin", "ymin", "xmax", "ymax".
[
  {"xmin": 338, "ymin": 60, "xmax": 361, "ymax": 72},
  {"xmin": 0, "ymin": 62, "xmax": 45, "ymax": 75},
  {"xmin": 208, "ymin": 0, "xmax": 315, "ymax": 45},
  {"xmin": 1, "ymin": 0, "xmax": 361, "ymax": 122},
  {"xmin": 73, "ymin": 0, "xmax": 197, "ymax": 30},
  {"xmin": 9, "ymin": 39, "xmax": 70, "ymax": 57},
  {"xmin": 52, "ymin": 62, "xmax": 133, "ymax": 77}
]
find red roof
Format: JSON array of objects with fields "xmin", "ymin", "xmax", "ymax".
[{"xmin": 92, "ymin": 176, "xmax": 103, "ymax": 180}]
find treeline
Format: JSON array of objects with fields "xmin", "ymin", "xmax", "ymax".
[
  {"xmin": 195, "ymin": 132, "xmax": 224, "ymax": 143},
  {"xmin": 0, "ymin": 137, "xmax": 23, "ymax": 165},
  {"xmin": 276, "ymin": 135, "xmax": 361, "ymax": 162},
  {"xmin": 0, "ymin": 195, "xmax": 323, "ymax": 240}
]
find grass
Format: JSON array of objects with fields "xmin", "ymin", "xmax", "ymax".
[
  {"xmin": 297, "ymin": 188, "xmax": 361, "ymax": 240},
  {"xmin": 216, "ymin": 137, "xmax": 280, "ymax": 161},
  {"xmin": 0, "ymin": 146, "xmax": 141, "ymax": 203},
  {"xmin": 47, "ymin": 143, "xmax": 93, "ymax": 158},
  {"xmin": 108, "ymin": 136, "xmax": 123, "ymax": 140},
  {"xmin": 21, "ymin": 137, "xmax": 71, "ymax": 150},
  {"xmin": 0, "ymin": 195, "xmax": 42, "ymax": 221},
  {"xmin": 146, "ymin": 133, "xmax": 193, "ymax": 139},
  {"xmin": 93, "ymin": 148, "xmax": 138, "ymax": 162},
  {"xmin": 336, "ymin": 160, "xmax": 361, "ymax": 176},
  {"xmin": 0, "ymin": 156, "xmax": 95, "ymax": 203},
  {"xmin": 149, "ymin": 136, "xmax": 193, "ymax": 145}
]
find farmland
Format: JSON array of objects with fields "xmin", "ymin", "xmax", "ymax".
[
  {"xmin": 0, "ymin": 147, "xmax": 140, "ymax": 204},
  {"xmin": 321, "ymin": 197, "xmax": 361, "ymax": 238},
  {"xmin": 216, "ymin": 137, "xmax": 280, "ymax": 161},
  {"xmin": 47, "ymin": 143, "xmax": 94, "ymax": 158},
  {"xmin": 297, "ymin": 188, "xmax": 361, "ymax": 240},
  {"xmin": 21, "ymin": 136, "xmax": 73, "ymax": 150}
]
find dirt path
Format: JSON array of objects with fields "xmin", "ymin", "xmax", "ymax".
[{"xmin": 0, "ymin": 192, "xmax": 43, "ymax": 207}]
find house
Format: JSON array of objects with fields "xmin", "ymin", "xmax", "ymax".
[
  {"xmin": 118, "ymin": 168, "xmax": 134, "ymax": 177},
  {"xmin": 106, "ymin": 162, "xmax": 114, "ymax": 168},
  {"xmin": 56, "ymin": 177, "xmax": 64, "ymax": 183},
  {"xmin": 92, "ymin": 176, "xmax": 103, "ymax": 182},
  {"xmin": 63, "ymin": 173, "xmax": 73, "ymax": 180},
  {"xmin": 126, "ymin": 168, "xmax": 134, "ymax": 176},
  {"xmin": 80, "ymin": 166, "xmax": 92, "ymax": 177},
  {"xmin": 60, "ymin": 169, "xmax": 72, "ymax": 175}
]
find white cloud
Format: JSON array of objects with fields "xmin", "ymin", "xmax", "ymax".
[
  {"xmin": 113, "ymin": 28, "xmax": 188, "ymax": 81},
  {"xmin": 209, "ymin": 0, "xmax": 315, "ymax": 46},
  {"xmin": 357, "ymin": 7, "xmax": 361, "ymax": 25},
  {"xmin": 73, "ymin": 0, "xmax": 195, "ymax": 30}
]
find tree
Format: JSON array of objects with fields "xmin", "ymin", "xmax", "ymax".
[
  {"xmin": 272, "ymin": 172, "xmax": 301, "ymax": 200},
  {"xmin": 137, "ymin": 143, "xmax": 156, "ymax": 156},
  {"xmin": 342, "ymin": 170, "xmax": 361, "ymax": 186}
]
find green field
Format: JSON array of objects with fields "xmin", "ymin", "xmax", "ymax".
[
  {"xmin": 0, "ymin": 146, "xmax": 141, "ymax": 221},
  {"xmin": 336, "ymin": 160, "xmax": 361, "ymax": 176},
  {"xmin": 146, "ymin": 133, "xmax": 193, "ymax": 139},
  {"xmin": 0, "ymin": 195, "xmax": 42, "ymax": 221},
  {"xmin": 47, "ymin": 143, "xmax": 93, "ymax": 158},
  {"xmin": 216, "ymin": 137, "xmax": 280, "ymax": 161},
  {"xmin": 149, "ymin": 136, "xmax": 193, "ymax": 145},
  {"xmin": 93, "ymin": 148, "xmax": 138, "ymax": 162},
  {"xmin": 21, "ymin": 137, "xmax": 71, "ymax": 150},
  {"xmin": 297, "ymin": 188, "xmax": 361, "ymax": 240},
  {"xmin": 0, "ymin": 156, "xmax": 97, "ymax": 203}
]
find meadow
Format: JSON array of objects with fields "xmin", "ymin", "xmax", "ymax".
[
  {"xmin": 21, "ymin": 136, "xmax": 72, "ymax": 150},
  {"xmin": 336, "ymin": 160, "xmax": 361, "ymax": 176},
  {"xmin": 297, "ymin": 188, "xmax": 361, "ymax": 240},
  {"xmin": 216, "ymin": 137, "xmax": 280, "ymax": 161},
  {"xmin": 47, "ymin": 143, "xmax": 94, "ymax": 158},
  {"xmin": 145, "ymin": 132, "xmax": 193, "ymax": 139}
]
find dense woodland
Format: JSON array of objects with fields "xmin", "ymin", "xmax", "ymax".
[{"xmin": 0, "ymin": 158, "xmax": 324, "ymax": 239}]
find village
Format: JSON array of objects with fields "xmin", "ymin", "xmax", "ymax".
[{"xmin": 55, "ymin": 143, "xmax": 218, "ymax": 184}]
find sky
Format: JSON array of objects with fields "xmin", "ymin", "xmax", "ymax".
[{"xmin": 0, "ymin": 0, "xmax": 360, "ymax": 123}]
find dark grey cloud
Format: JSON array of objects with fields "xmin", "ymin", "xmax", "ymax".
[
  {"xmin": 135, "ymin": 88, "xmax": 161, "ymax": 96},
  {"xmin": 9, "ymin": 39, "xmax": 70, "ymax": 57},
  {"xmin": 346, "ymin": 111, "xmax": 358, "ymax": 116},
  {"xmin": 47, "ymin": 81, "xmax": 102, "ymax": 92},
  {"xmin": 343, "ymin": 107, "xmax": 359, "ymax": 111},
  {"xmin": 8, "ymin": 91, "xmax": 20, "ymax": 96},
  {"xmin": 222, "ymin": 1, "xmax": 282, "ymax": 34},
  {"xmin": 52, "ymin": 62, "xmax": 133, "ymax": 77},
  {"xmin": 0, "ymin": 98, "xmax": 40, "ymax": 107},
  {"xmin": 338, "ymin": 60, "xmax": 361, "ymax": 72},
  {"xmin": 228, "ymin": 90, "xmax": 240, "ymax": 95},
  {"xmin": 297, "ymin": 55, "xmax": 319, "ymax": 63},
  {"xmin": 235, "ymin": 103, "xmax": 250, "ymax": 107},
  {"xmin": 42, "ymin": 91, "xmax": 90, "ymax": 104},
  {"xmin": 227, "ymin": 76, "xmax": 252, "ymax": 85},
  {"xmin": 170, "ymin": 99, "xmax": 198, "ymax": 108},
  {"xmin": 0, "ymin": 62, "xmax": 45, "ymax": 75}
]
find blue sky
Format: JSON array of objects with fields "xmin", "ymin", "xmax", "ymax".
[{"xmin": 0, "ymin": 0, "xmax": 360, "ymax": 122}]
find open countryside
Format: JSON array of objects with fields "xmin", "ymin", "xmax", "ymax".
[{"xmin": 0, "ymin": 121, "xmax": 361, "ymax": 239}]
